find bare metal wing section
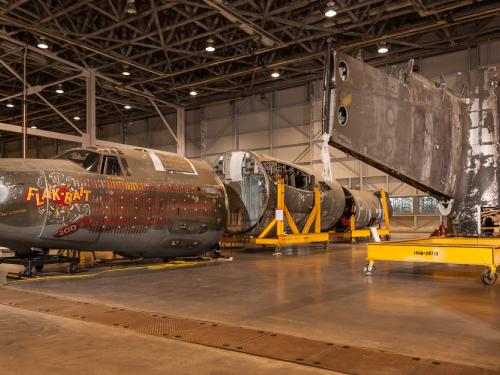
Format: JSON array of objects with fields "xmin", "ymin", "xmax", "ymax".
[{"xmin": 326, "ymin": 51, "xmax": 500, "ymax": 235}]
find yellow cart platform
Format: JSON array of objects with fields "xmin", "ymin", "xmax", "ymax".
[{"xmin": 365, "ymin": 237, "xmax": 500, "ymax": 285}]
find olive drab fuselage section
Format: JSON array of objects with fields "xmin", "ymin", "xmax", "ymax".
[{"xmin": 0, "ymin": 147, "xmax": 226, "ymax": 258}]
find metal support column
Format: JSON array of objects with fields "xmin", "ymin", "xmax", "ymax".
[
  {"xmin": 269, "ymin": 92, "xmax": 274, "ymax": 156},
  {"xmin": 84, "ymin": 68, "xmax": 96, "ymax": 147},
  {"xmin": 200, "ymin": 108, "xmax": 206, "ymax": 160},
  {"xmin": 232, "ymin": 101, "xmax": 239, "ymax": 150},
  {"xmin": 22, "ymin": 45, "xmax": 27, "ymax": 158},
  {"xmin": 359, "ymin": 160, "xmax": 364, "ymax": 191},
  {"xmin": 121, "ymin": 122, "xmax": 128, "ymax": 144},
  {"xmin": 176, "ymin": 108, "xmax": 186, "ymax": 156},
  {"xmin": 146, "ymin": 118, "xmax": 152, "ymax": 147},
  {"xmin": 308, "ymin": 83, "xmax": 314, "ymax": 166}
]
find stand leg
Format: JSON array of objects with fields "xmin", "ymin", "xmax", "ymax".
[
  {"xmin": 363, "ymin": 260, "xmax": 376, "ymax": 275},
  {"xmin": 273, "ymin": 245, "xmax": 282, "ymax": 256}
]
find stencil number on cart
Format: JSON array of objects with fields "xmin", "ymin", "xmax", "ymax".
[{"xmin": 414, "ymin": 250, "xmax": 439, "ymax": 256}]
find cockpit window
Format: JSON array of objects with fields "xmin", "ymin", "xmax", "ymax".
[
  {"xmin": 119, "ymin": 157, "xmax": 131, "ymax": 176},
  {"xmin": 56, "ymin": 150, "xmax": 102, "ymax": 173},
  {"xmin": 103, "ymin": 156, "xmax": 122, "ymax": 176}
]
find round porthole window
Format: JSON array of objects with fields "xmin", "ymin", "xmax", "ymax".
[
  {"xmin": 338, "ymin": 61, "xmax": 348, "ymax": 81},
  {"xmin": 338, "ymin": 106, "xmax": 348, "ymax": 126}
]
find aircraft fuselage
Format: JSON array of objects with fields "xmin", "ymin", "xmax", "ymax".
[{"xmin": 0, "ymin": 147, "xmax": 226, "ymax": 258}]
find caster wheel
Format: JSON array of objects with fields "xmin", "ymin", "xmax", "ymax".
[
  {"xmin": 35, "ymin": 264, "xmax": 44, "ymax": 272},
  {"xmin": 212, "ymin": 250, "xmax": 221, "ymax": 259},
  {"xmin": 385, "ymin": 235, "xmax": 391, "ymax": 241},
  {"xmin": 22, "ymin": 269, "xmax": 34, "ymax": 278},
  {"xmin": 363, "ymin": 264, "xmax": 376, "ymax": 275},
  {"xmin": 481, "ymin": 269, "xmax": 497, "ymax": 285},
  {"xmin": 68, "ymin": 263, "xmax": 79, "ymax": 274}
]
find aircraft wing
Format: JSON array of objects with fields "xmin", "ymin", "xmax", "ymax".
[{"xmin": 328, "ymin": 52, "xmax": 467, "ymax": 200}]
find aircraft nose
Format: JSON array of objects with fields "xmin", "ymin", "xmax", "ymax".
[
  {"xmin": 0, "ymin": 173, "xmax": 29, "ymax": 216},
  {"xmin": 0, "ymin": 173, "xmax": 22, "ymax": 204},
  {"xmin": 0, "ymin": 164, "xmax": 46, "ymax": 249},
  {"xmin": 0, "ymin": 159, "xmax": 40, "ymax": 208},
  {"xmin": 0, "ymin": 180, "xmax": 9, "ymax": 204},
  {"xmin": 0, "ymin": 159, "xmax": 46, "ymax": 217}
]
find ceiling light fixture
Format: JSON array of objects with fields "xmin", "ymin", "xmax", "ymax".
[
  {"xmin": 30, "ymin": 125, "xmax": 37, "ymax": 129},
  {"xmin": 189, "ymin": 89, "xmax": 198, "ymax": 96},
  {"xmin": 121, "ymin": 64, "xmax": 131, "ymax": 76},
  {"xmin": 271, "ymin": 71, "xmax": 280, "ymax": 78},
  {"xmin": 55, "ymin": 83, "xmax": 64, "ymax": 94},
  {"xmin": 124, "ymin": 105, "xmax": 132, "ymax": 109},
  {"xmin": 125, "ymin": 0, "xmax": 137, "ymax": 15},
  {"xmin": 205, "ymin": 38, "xmax": 215, "ymax": 52},
  {"xmin": 324, "ymin": 1, "xmax": 337, "ymax": 18},
  {"xmin": 73, "ymin": 115, "xmax": 81, "ymax": 121},
  {"xmin": 6, "ymin": 102, "xmax": 14, "ymax": 108},
  {"xmin": 36, "ymin": 37, "xmax": 49, "ymax": 49},
  {"xmin": 377, "ymin": 42, "xmax": 389, "ymax": 54}
]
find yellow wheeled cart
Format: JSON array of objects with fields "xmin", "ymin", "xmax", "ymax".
[
  {"xmin": 221, "ymin": 178, "xmax": 329, "ymax": 252},
  {"xmin": 330, "ymin": 190, "xmax": 391, "ymax": 243},
  {"xmin": 364, "ymin": 237, "xmax": 500, "ymax": 285}
]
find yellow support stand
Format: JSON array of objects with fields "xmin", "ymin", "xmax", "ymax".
[
  {"xmin": 330, "ymin": 190, "xmax": 391, "ymax": 243},
  {"xmin": 364, "ymin": 237, "xmax": 500, "ymax": 285},
  {"xmin": 221, "ymin": 178, "xmax": 329, "ymax": 252}
]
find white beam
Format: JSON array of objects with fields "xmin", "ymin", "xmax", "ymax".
[
  {"xmin": 0, "ymin": 122, "xmax": 170, "ymax": 153},
  {"xmin": 0, "ymin": 122, "xmax": 82, "ymax": 143}
]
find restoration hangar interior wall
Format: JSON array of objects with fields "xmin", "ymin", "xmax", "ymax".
[{"xmin": 3, "ymin": 40, "xmax": 500, "ymax": 231}]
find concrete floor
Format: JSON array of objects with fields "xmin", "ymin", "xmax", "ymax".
[
  {"xmin": 0, "ymin": 304, "xmax": 336, "ymax": 375},
  {"xmin": 1, "ymin": 241, "xmax": 499, "ymax": 373}
]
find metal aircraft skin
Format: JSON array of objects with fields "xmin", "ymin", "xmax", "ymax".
[
  {"xmin": 0, "ymin": 146, "xmax": 227, "ymax": 258},
  {"xmin": 214, "ymin": 150, "xmax": 391, "ymax": 236},
  {"xmin": 325, "ymin": 51, "xmax": 500, "ymax": 235}
]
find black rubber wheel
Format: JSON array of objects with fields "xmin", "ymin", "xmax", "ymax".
[
  {"xmin": 34, "ymin": 264, "xmax": 44, "ymax": 272},
  {"xmin": 68, "ymin": 263, "xmax": 79, "ymax": 274},
  {"xmin": 363, "ymin": 264, "xmax": 376, "ymax": 275},
  {"xmin": 481, "ymin": 269, "xmax": 497, "ymax": 285},
  {"xmin": 212, "ymin": 250, "xmax": 221, "ymax": 259},
  {"xmin": 22, "ymin": 269, "xmax": 34, "ymax": 278}
]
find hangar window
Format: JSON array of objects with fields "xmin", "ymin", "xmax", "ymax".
[
  {"xmin": 418, "ymin": 196, "xmax": 438, "ymax": 214},
  {"xmin": 56, "ymin": 150, "xmax": 101, "ymax": 173},
  {"xmin": 389, "ymin": 197, "xmax": 413, "ymax": 215},
  {"xmin": 120, "ymin": 157, "xmax": 131, "ymax": 176},
  {"xmin": 103, "ymin": 156, "xmax": 123, "ymax": 176}
]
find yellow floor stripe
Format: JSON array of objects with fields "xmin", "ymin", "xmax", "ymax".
[{"xmin": 4, "ymin": 258, "xmax": 226, "ymax": 285}]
